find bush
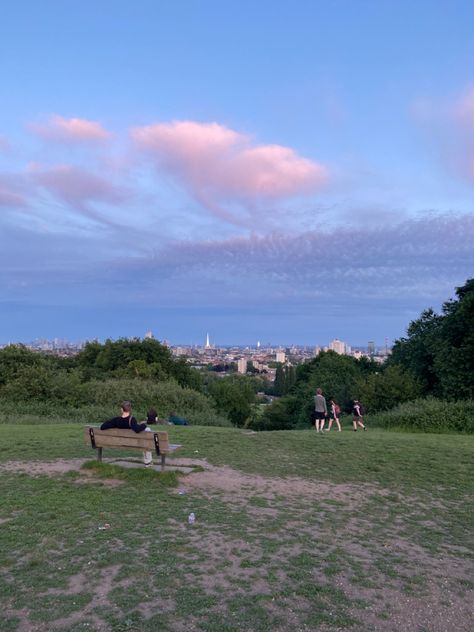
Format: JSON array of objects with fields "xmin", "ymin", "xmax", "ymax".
[
  {"xmin": 367, "ymin": 397, "xmax": 474, "ymax": 433},
  {"xmin": 0, "ymin": 378, "xmax": 231, "ymax": 427}
]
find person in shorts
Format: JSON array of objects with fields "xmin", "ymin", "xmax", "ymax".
[
  {"xmin": 313, "ymin": 388, "xmax": 327, "ymax": 432},
  {"xmin": 352, "ymin": 399, "xmax": 367, "ymax": 431},
  {"xmin": 327, "ymin": 398, "xmax": 342, "ymax": 432}
]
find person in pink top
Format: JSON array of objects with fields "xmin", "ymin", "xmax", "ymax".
[{"xmin": 327, "ymin": 398, "xmax": 342, "ymax": 432}]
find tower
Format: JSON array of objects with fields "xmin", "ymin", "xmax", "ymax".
[{"xmin": 205, "ymin": 333, "xmax": 211, "ymax": 349}]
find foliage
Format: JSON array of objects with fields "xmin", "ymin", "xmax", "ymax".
[
  {"xmin": 390, "ymin": 279, "xmax": 474, "ymax": 399},
  {"xmin": 273, "ymin": 364, "xmax": 296, "ymax": 396},
  {"xmin": 253, "ymin": 351, "xmax": 378, "ymax": 430},
  {"xmin": 74, "ymin": 338, "xmax": 202, "ymax": 389},
  {"xmin": 207, "ymin": 375, "xmax": 258, "ymax": 426},
  {"xmin": 368, "ymin": 397, "xmax": 474, "ymax": 433},
  {"xmin": 0, "ymin": 378, "xmax": 230, "ymax": 427},
  {"xmin": 355, "ymin": 365, "xmax": 422, "ymax": 412}
]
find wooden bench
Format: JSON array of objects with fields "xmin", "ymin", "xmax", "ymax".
[{"xmin": 84, "ymin": 426, "xmax": 181, "ymax": 470}]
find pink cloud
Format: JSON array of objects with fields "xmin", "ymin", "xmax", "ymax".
[
  {"xmin": 0, "ymin": 174, "xmax": 29, "ymax": 208},
  {"xmin": 31, "ymin": 115, "xmax": 111, "ymax": 142},
  {"xmin": 0, "ymin": 136, "xmax": 12, "ymax": 153},
  {"xmin": 413, "ymin": 86, "xmax": 474, "ymax": 184},
  {"xmin": 30, "ymin": 164, "xmax": 129, "ymax": 223},
  {"xmin": 453, "ymin": 87, "xmax": 474, "ymax": 131},
  {"xmin": 131, "ymin": 121, "xmax": 328, "ymax": 215}
]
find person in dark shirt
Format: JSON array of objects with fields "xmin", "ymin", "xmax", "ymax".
[
  {"xmin": 352, "ymin": 400, "xmax": 367, "ymax": 431},
  {"xmin": 100, "ymin": 401, "xmax": 147, "ymax": 433},
  {"xmin": 145, "ymin": 408, "xmax": 158, "ymax": 424},
  {"xmin": 101, "ymin": 401, "xmax": 153, "ymax": 466}
]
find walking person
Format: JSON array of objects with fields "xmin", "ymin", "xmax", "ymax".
[
  {"xmin": 313, "ymin": 388, "xmax": 327, "ymax": 432},
  {"xmin": 327, "ymin": 398, "xmax": 342, "ymax": 432},
  {"xmin": 352, "ymin": 399, "xmax": 367, "ymax": 431}
]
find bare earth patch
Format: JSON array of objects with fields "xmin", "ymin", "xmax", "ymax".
[
  {"xmin": 1, "ymin": 457, "xmax": 472, "ymax": 631},
  {"xmin": 0, "ymin": 459, "xmax": 87, "ymax": 475}
]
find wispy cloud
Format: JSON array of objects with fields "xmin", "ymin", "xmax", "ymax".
[
  {"xmin": 0, "ymin": 136, "xmax": 12, "ymax": 153},
  {"xmin": 31, "ymin": 115, "xmax": 111, "ymax": 143},
  {"xmin": 104, "ymin": 213, "xmax": 474, "ymax": 311},
  {"xmin": 29, "ymin": 163, "xmax": 130, "ymax": 225},
  {"xmin": 131, "ymin": 120, "xmax": 329, "ymax": 224},
  {"xmin": 0, "ymin": 173, "xmax": 29, "ymax": 208},
  {"xmin": 413, "ymin": 85, "xmax": 474, "ymax": 184}
]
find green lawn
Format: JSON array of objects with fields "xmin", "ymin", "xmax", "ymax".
[{"xmin": 0, "ymin": 425, "xmax": 473, "ymax": 631}]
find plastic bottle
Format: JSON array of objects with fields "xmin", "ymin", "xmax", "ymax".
[{"xmin": 188, "ymin": 512, "xmax": 195, "ymax": 524}]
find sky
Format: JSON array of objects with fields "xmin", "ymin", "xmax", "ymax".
[{"xmin": 1, "ymin": 0, "xmax": 474, "ymax": 346}]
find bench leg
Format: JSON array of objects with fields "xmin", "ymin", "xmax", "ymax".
[
  {"xmin": 97, "ymin": 447, "xmax": 103, "ymax": 462},
  {"xmin": 161, "ymin": 454, "xmax": 165, "ymax": 471}
]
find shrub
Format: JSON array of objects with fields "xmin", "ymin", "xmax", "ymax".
[
  {"xmin": 0, "ymin": 378, "xmax": 231, "ymax": 427},
  {"xmin": 367, "ymin": 397, "xmax": 474, "ymax": 433}
]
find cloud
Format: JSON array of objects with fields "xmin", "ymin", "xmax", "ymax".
[
  {"xmin": 2, "ymin": 211, "xmax": 472, "ymax": 342},
  {"xmin": 105, "ymin": 213, "xmax": 474, "ymax": 313},
  {"xmin": 413, "ymin": 86, "xmax": 474, "ymax": 184},
  {"xmin": 131, "ymin": 120, "xmax": 328, "ymax": 222},
  {"xmin": 0, "ymin": 136, "xmax": 12, "ymax": 153},
  {"xmin": 453, "ymin": 86, "xmax": 474, "ymax": 131},
  {"xmin": 31, "ymin": 115, "xmax": 111, "ymax": 142},
  {"xmin": 0, "ymin": 174, "xmax": 29, "ymax": 208},
  {"xmin": 29, "ymin": 163, "xmax": 130, "ymax": 224}
]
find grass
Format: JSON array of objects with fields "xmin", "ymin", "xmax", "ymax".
[{"xmin": 0, "ymin": 424, "xmax": 473, "ymax": 631}]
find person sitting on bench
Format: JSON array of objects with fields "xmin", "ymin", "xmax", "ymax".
[
  {"xmin": 101, "ymin": 401, "xmax": 154, "ymax": 466},
  {"xmin": 100, "ymin": 401, "xmax": 147, "ymax": 433}
]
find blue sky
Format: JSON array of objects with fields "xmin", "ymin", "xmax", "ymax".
[{"xmin": 1, "ymin": 0, "xmax": 473, "ymax": 345}]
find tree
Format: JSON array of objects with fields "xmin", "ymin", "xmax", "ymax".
[
  {"xmin": 273, "ymin": 365, "xmax": 286, "ymax": 396},
  {"xmin": 389, "ymin": 279, "xmax": 474, "ymax": 399},
  {"xmin": 356, "ymin": 365, "xmax": 422, "ymax": 412},
  {"xmin": 207, "ymin": 376, "xmax": 256, "ymax": 426}
]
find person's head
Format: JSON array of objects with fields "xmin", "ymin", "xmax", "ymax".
[
  {"xmin": 121, "ymin": 401, "xmax": 132, "ymax": 414},
  {"xmin": 316, "ymin": 388, "xmax": 322, "ymax": 395},
  {"xmin": 353, "ymin": 399, "xmax": 359, "ymax": 404},
  {"xmin": 147, "ymin": 408, "xmax": 157, "ymax": 422}
]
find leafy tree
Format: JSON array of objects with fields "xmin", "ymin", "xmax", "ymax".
[
  {"xmin": 390, "ymin": 279, "xmax": 474, "ymax": 399},
  {"xmin": 273, "ymin": 365, "xmax": 286, "ymax": 396},
  {"xmin": 0, "ymin": 344, "xmax": 43, "ymax": 385},
  {"xmin": 75, "ymin": 338, "xmax": 202, "ymax": 389},
  {"xmin": 207, "ymin": 375, "xmax": 256, "ymax": 426},
  {"xmin": 355, "ymin": 365, "xmax": 422, "ymax": 412},
  {"xmin": 389, "ymin": 309, "xmax": 441, "ymax": 394}
]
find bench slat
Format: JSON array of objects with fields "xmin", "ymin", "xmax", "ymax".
[{"xmin": 84, "ymin": 427, "xmax": 173, "ymax": 452}]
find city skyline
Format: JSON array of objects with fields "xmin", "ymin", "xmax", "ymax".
[
  {"xmin": 1, "ymin": 1, "xmax": 474, "ymax": 343},
  {"xmin": 2, "ymin": 332, "xmax": 389, "ymax": 353}
]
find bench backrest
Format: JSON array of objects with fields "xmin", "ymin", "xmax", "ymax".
[{"xmin": 84, "ymin": 426, "xmax": 171, "ymax": 452}]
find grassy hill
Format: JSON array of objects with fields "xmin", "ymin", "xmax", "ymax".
[{"xmin": 0, "ymin": 425, "xmax": 473, "ymax": 631}]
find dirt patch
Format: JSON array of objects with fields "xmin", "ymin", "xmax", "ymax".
[
  {"xmin": 177, "ymin": 460, "xmax": 387, "ymax": 507},
  {"xmin": 0, "ymin": 459, "xmax": 86, "ymax": 475},
  {"xmin": 0, "ymin": 460, "xmax": 123, "ymax": 487},
  {"xmin": 75, "ymin": 470, "xmax": 124, "ymax": 487}
]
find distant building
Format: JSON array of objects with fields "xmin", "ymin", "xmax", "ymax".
[
  {"xmin": 144, "ymin": 330, "xmax": 154, "ymax": 340},
  {"xmin": 329, "ymin": 338, "xmax": 346, "ymax": 355},
  {"xmin": 368, "ymin": 341, "xmax": 376, "ymax": 356},
  {"xmin": 237, "ymin": 358, "xmax": 247, "ymax": 374},
  {"xmin": 276, "ymin": 351, "xmax": 286, "ymax": 363},
  {"xmin": 205, "ymin": 333, "xmax": 211, "ymax": 349}
]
